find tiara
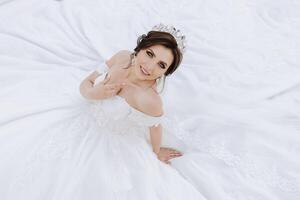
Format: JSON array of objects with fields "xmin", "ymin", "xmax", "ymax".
[{"xmin": 152, "ymin": 23, "xmax": 186, "ymax": 53}]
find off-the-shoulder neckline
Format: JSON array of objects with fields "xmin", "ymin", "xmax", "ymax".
[
  {"xmin": 98, "ymin": 60, "xmax": 162, "ymax": 119},
  {"xmin": 115, "ymin": 96, "xmax": 163, "ymax": 119}
]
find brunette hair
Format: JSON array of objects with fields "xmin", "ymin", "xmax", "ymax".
[{"xmin": 133, "ymin": 31, "xmax": 183, "ymax": 76}]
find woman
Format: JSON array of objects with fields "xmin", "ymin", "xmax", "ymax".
[
  {"xmin": 1, "ymin": 24, "xmax": 206, "ymax": 200},
  {"xmin": 66, "ymin": 25, "xmax": 206, "ymax": 199},
  {"xmin": 80, "ymin": 27, "xmax": 184, "ymax": 164}
]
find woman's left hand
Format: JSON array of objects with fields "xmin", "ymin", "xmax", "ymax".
[{"xmin": 156, "ymin": 147, "xmax": 183, "ymax": 164}]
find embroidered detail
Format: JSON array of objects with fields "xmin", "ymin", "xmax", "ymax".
[
  {"xmin": 10, "ymin": 114, "xmax": 91, "ymax": 192},
  {"xmin": 202, "ymin": 141, "xmax": 299, "ymax": 193}
]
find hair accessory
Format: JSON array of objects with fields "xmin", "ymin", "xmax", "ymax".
[
  {"xmin": 156, "ymin": 75, "xmax": 166, "ymax": 94},
  {"xmin": 152, "ymin": 23, "xmax": 186, "ymax": 53}
]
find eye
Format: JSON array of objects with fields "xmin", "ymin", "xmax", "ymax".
[
  {"xmin": 159, "ymin": 63, "xmax": 166, "ymax": 69},
  {"xmin": 146, "ymin": 50, "xmax": 153, "ymax": 57}
]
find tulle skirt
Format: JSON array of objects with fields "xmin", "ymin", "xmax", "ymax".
[{"xmin": 0, "ymin": 68, "xmax": 205, "ymax": 200}]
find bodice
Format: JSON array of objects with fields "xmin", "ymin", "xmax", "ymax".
[
  {"xmin": 88, "ymin": 65, "xmax": 162, "ymax": 135},
  {"xmin": 89, "ymin": 96, "xmax": 162, "ymax": 135}
]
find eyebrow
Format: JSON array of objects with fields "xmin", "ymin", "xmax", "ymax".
[{"xmin": 148, "ymin": 48, "xmax": 168, "ymax": 67}]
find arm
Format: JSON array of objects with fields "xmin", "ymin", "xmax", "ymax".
[
  {"xmin": 79, "ymin": 72, "xmax": 125, "ymax": 100},
  {"xmin": 134, "ymin": 79, "xmax": 183, "ymax": 164},
  {"xmin": 138, "ymin": 94, "xmax": 163, "ymax": 154},
  {"xmin": 149, "ymin": 124, "xmax": 162, "ymax": 154},
  {"xmin": 79, "ymin": 50, "xmax": 131, "ymax": 100},
  {"xmin": 79, "ymin": 71, "xmax": 103, "ymax": 100},
  {"xmin": 150, "ymin": 124, "xmax": 183, "ymax": 164}
]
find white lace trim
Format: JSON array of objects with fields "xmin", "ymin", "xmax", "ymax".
[
  {"xmin": 201, "ymin": 141, "xmax": 299, "ymax": 193},
  {"xmin": 162, "ymin": 116, "xmax": 299, "ymax": 194}
]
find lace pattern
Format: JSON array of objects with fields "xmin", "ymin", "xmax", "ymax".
[
  {"xmin": 10, "ymin": 114, "xmax": 91, "ymax": 193},
  {"xmin": 198, "ymin": 140, "xmax": 299, "ymax": 194}
]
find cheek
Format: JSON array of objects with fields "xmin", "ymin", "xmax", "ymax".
[
  {"xmin": 153, "ymin": 68, "xmax": 166, "ymax": 77},
  {"xmin": 136, "ymin": 52, "xmax": 146, "ymax": 61}
]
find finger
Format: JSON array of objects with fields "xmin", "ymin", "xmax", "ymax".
[
  {"xmin": 109, "ymin": 82, "xmax": 125, "ymax": 89},
  {"xmin": 170, "ymin": 149, "xmax": 182, "ymax": 154},
  {"xmin": 113, "ymin": 83, "xmax": 126, "ymax": 90},
  {"xmin": 166, "ymin": 148, "xmax": 175, "ymax": 152},
  {"xmin": 110, "ymin": 85, "xmax": 121, "ymax": 91},
  {"xmin": 102, "ymin": 74, "xmax": 111, "ymax": 83},
  {"xmin": 104, "ymin": 88, "xmax": 115, "ymax": 96},
  {"xmin": 170, "ymin": 154, "xmax": 182, "ymax": 158},
  {"xmin": 168, "ymin": 147, "xmax": 180, "ymax": 152},
  {"xmin": 105, "ymin": 84, "xmax": 117, "ymax": 90},
  {"xmin": 171, "ymin": 150, "xmax": 182, "ymax": 154},
  {"xmin": 168, "ymin": 152, "xmax": 182, "ymax": 157},
  {"xmin": 170, "ymin": 153, "xmax": 182, "ymax": 156}
]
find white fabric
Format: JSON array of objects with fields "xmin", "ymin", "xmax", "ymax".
[
  {"xmin": 92, "ymin": 64, "xmax": 163, "ymax": 127},
  {"xmin": 0, "ymin": 0, "xmax": 299, "ymax": 200},
  {"xmin": 3, "ymin": 93, "xmax": 206, "ymax": 199}
]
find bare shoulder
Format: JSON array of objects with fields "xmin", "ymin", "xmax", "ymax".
[
  {"xmin": 106, "ymin": 50, "xmax": 132, "ymax": 68},
  {"xmin": 137, "ymin": 91, "xmax": 164, "ymax": 117}
]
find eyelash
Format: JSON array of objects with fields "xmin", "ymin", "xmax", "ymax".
[
  {"xmin": 146, "ymin": 51, "xmax": 153, "ymax": 57},
  {"xmin": 159, "ymin": 63, "xmax": 166, "ymax": 69},
  {"xmin": 146, "ymin": 50, "xmax": 166, "ymax": 69}
]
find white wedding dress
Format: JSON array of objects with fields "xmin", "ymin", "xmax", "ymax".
[
  {"xmin": 1, "ymin": 63, "xmax": 299, "ymax": 200},
  {"xmin": 1, "ymin": 1, "xmax": 300, "ymax": 200},
  {"xmin": 0, "ymin": 64, "xmax": 206, "ymax": 200}
]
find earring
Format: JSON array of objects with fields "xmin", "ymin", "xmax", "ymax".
[
  {"xmin": 156, "ymin": 75, "xmax": 166, "ymax": 93},
  {"xmin": 131, "ymin": 53, "xmax": 136, "ymax": 66}
]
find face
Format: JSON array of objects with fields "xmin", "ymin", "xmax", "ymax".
[{"xmin": 133, "ymin": 45, "xmax": 174, "ymax": 81}]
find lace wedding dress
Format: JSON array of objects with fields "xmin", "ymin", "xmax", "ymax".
[
  {"xmin": 1, "ymin": 1, "xmax": 299, "ymax": 199},
  {"xmin": 1, "ymin": 60, "xmax": 299, "ymax": 200},
  {"xmin": 0, "ymin": 65, "xmax": 206, "ymax": 200}
]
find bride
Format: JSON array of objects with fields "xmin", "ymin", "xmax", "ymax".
[
  {"xmin": 80, "ymin": 24, "xmax": 184, "ymax": 165},
  {"xmin": 1, "ymin": 24, "xmax": 207, "ymax": 200}
]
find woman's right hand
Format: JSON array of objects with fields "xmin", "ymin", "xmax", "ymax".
[{"xmin": 94, "ymin": 73, "xmax": 126, "ymax": 99}]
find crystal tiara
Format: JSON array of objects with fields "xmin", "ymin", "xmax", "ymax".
[{"xmin": 152, "ymin": 23, "xmax": 186, "ymax": 53}]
